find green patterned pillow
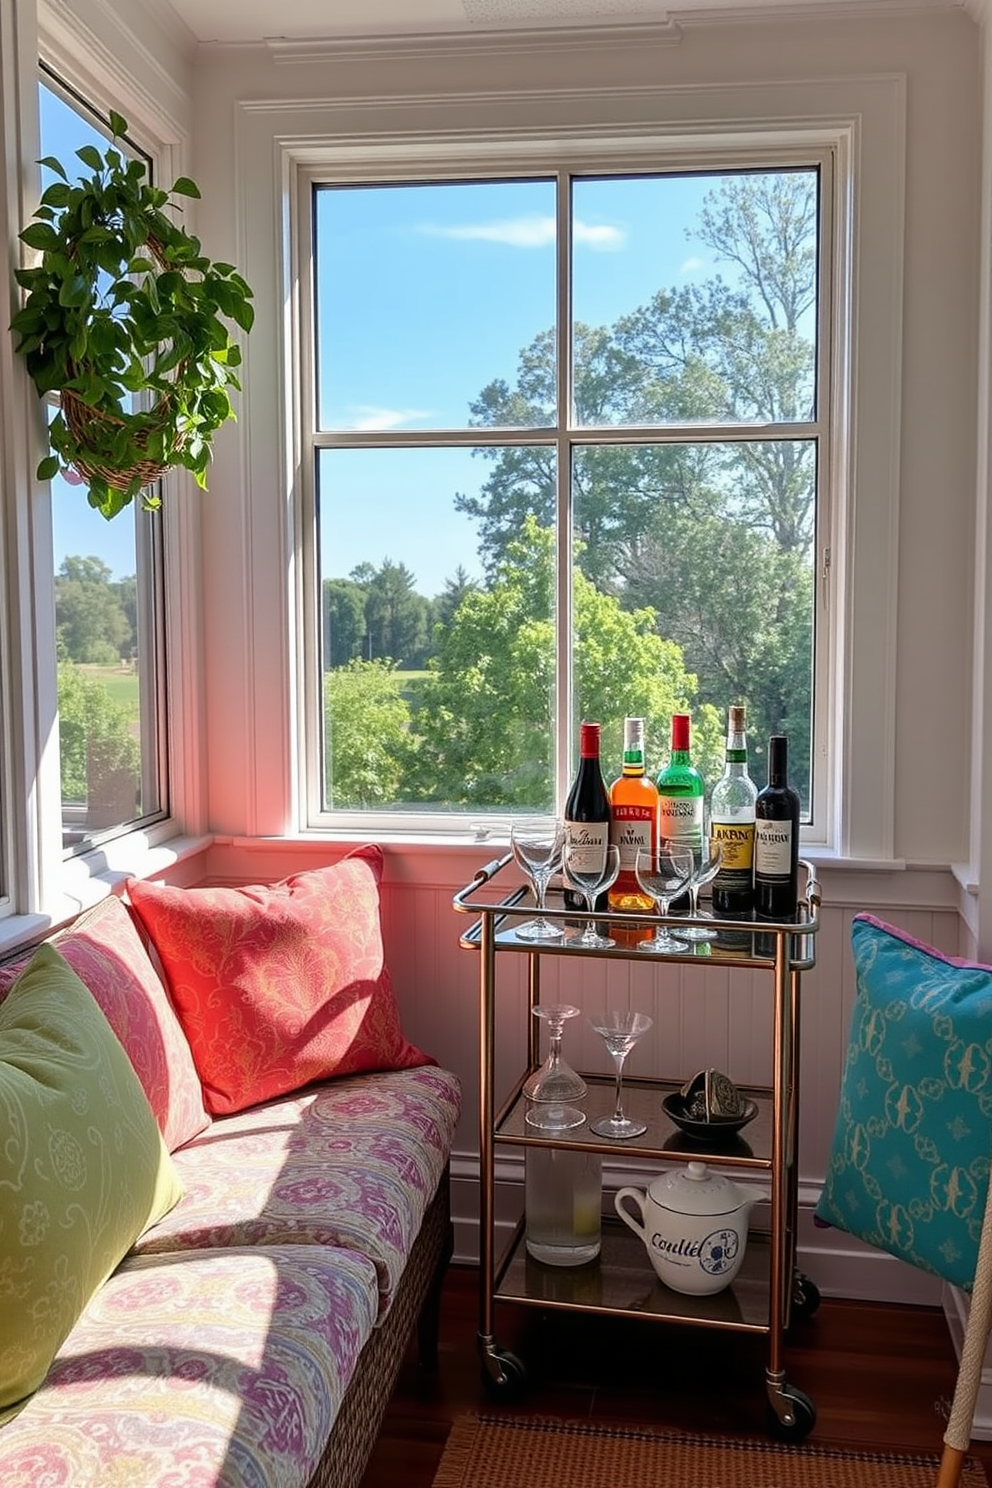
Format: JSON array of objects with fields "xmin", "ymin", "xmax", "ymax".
[
  {"xmin": 815, "ymin": 914, "xmax": 992, "ymax": 1290},
  {"xmin": 0, "ymin": 943, "xmax": 183, "ymax": 1419}
]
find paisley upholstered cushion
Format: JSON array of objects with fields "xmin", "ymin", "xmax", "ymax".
[
  {"xmin": 815, "ymin": 913, "xmax": 992, "ymax": 1289},
  {"xmin": 126, "ymin": 846, "xmax": 433, "ymax": 1116},
  {"xmin": 0, "ymin": 946, "xmax": 183, "ymax": 1420},
  {"xmin": 0, "ymin": 1243, "xmax": 379, "ymax": 1488},
  {"xmin": 0, "ymin": 895, "xmax": 210, "ymax": 1152}
]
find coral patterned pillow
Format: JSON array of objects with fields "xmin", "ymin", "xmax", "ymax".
[
  {"xmin": 0, "ymin": 895, "xmax": 210, "ymax": 1152},
  {"xmin": 126, "ymin": 846, "xmax": 434, "ymax": 1116}
]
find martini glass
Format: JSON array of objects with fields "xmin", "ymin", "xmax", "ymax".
[
  {"xmin": 681, "ymin": 836, "xmax": 724, "ymax": 943},
  {"xmin": 524, "ymin": 1004, "xmax": 586, "ymax": 1130},
  {"xmin": 588, "ymin": 1010, "xmax": 653, "ymax": 1139},
  {"xmin": 634, "ymin": 841, "xmax": 694, "ymax": 953},
  {"xmin": 563, "ymin": 842, "xmax": 620, "ymax": 949},
  {"xmin": 510, "ymin": 816, "xmax": 565, "ymax": 941}
]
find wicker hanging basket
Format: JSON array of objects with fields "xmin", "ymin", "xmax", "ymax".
[{"xmin": 59, "ymin": 386, "xmax": 179, "ymax": 495}]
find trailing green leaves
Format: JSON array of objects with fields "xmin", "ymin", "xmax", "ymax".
[{"xmin": 10, "ymin": 114, "xmax": 253, "ymax": 518}]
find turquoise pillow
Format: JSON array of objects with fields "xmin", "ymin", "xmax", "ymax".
[
  {"xmin": 0, "ymin": 943, "xmax": 184, "ymax": 1420},
  {"xmin": 815, "ymin": 914, "xmax": 992, "ymax": 1290}
]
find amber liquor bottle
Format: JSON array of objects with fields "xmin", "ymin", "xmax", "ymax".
[{"xmin": 607, "ymin": 718, "xmax": 658, "ymax": 942}]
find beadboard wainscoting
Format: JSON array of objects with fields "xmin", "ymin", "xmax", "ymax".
[{"xmin": 190, "ymin": 838, "xmax": 966, "ymax": 1309}]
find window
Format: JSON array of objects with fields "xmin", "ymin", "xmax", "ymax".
[
  {"xmin": 39, "ymin": 78, "xmax": 169, "ymax": 854},
  {"xmin": 301, "ymin": 147, "xmax": 833, "ymax": 830}
]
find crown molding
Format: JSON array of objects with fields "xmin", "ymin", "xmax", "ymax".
[{"xmin": 262, "ymin": 0, "xmax": 973, "ymax": 62}]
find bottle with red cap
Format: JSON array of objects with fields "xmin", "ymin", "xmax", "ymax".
[
  {"xmin": 655, "ymin": 712, "xmax": 705, "ymax": 914},
  {"xmin": 563, "ymin": 721, "xmax": 611, "ymax": 912}
]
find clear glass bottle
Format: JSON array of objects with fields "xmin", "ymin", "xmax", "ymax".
[
  {"xmin": 525, "ymin": 1147, "xmax": 602, "ymax": 1266},
  {"xmin": 710, "ymin": 704, "xmax": 757, "ymax": 919},
  {"xmin": 656, "ymin": 712, "xmax": 704, "ymax": 912}
]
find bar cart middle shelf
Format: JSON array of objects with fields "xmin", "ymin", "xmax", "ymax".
[{"xmin": 454, "ymin": 854, "xmax": 821, "ymax": 1440}]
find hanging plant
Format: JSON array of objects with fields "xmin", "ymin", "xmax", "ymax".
[{"xmin": 10, "ymin": 110, "xmax": 254, "ymax": 519}]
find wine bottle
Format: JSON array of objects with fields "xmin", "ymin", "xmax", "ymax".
[
  {"xmin": 754, "ymin": 734, "xmax": 800, "ymax": 921},
  {"xmin": 563, "ymin": 720, "xmax": 611, "ymax": 911},
  {"xmin": 656, "ymin": 712, "xmax": 705, "ymax": 914},
  {"xmin": 710, "ymin": 704, "xmax": 757, "ymax": 919}
]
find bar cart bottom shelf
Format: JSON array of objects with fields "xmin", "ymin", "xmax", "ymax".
[{"xmin": 479, "ymin": 1220, "xmax": 818, "ymax": 1440}]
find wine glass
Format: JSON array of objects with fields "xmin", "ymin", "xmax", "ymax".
[
  {"xmin": 680, "ymin": 835, "xmax": 724, "ymax": 943},
  {"xmin": 588, "ymin": 1010, "xmax": 653, "ymax": 1139},
  {"xmin": 523, "ymin": 1004, "xmax": 587, "ymax": 1130},
  {"xmin": 563, "ymin": 842, "xmax": 620, "ymax": 949},
  {"xmin": 634, "ymin": 841, "xmax": 694, "ymax": 953},
  {"xmin": 511, "ymin": 816, "xmax": 565, "ymax": 941}
]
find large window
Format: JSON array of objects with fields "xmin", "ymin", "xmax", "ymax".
[
  {"xmin": 303, "ymin": 151, "xmax": 830, "ymax": 829},
  {"xmin": 39, "ymin": 79, "xmax": 168, "ymax": 853}
]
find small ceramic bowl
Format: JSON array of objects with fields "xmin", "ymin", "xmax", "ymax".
[{"xmin": 662, "ymin": 1091, "xmax": 759, "ymax": 1143}]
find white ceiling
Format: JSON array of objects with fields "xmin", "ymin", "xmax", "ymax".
[{"xmin": 161, "ymin": 0, "xmax": 959, "ymax": 46}]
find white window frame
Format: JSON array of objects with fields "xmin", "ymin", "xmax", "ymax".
[{"xmin": 289, "ymin": 119, "xmax": 868, "ymax": 855}]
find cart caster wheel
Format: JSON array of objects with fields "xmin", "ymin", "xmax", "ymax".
[
  {"xmin": 791, "ymin": 1273, "xmax": 821, "ymax": 1321},
  {"xmin": 480, "ymin": 1349, "xmax": 527, "ymax": 1401},
  {"xmin": 766, "ymin": 1383, "xmax": 816, "ymax": 1440}
]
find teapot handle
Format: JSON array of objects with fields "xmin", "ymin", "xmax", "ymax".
[{"xmin": 614, "ymin": 1186, "xmax": 648, "ymax": 1241}]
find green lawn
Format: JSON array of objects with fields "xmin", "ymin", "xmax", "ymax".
[{"xmin": 80, "ymin": 664, "xmax": 140, "ymax": 710}]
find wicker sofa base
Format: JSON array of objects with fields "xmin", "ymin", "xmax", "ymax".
[{"xmin": 305, "ymin": 1169, "xmax": 453, "ymax": 1488}]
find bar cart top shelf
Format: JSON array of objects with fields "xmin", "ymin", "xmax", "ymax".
[{"xmin": 454, "ymin": 854, "xmax": 820, "ymax": 970}]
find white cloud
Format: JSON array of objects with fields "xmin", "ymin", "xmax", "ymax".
[
  {"xmin": 680, "ymin": 255, "xmax": 706, "ymax": 275},
  {"xmin": 419, "ymin": 215, "xmax": 625, "ymax": 250},
  {"xmin": 349, "ymin": 406, "xmax": 429, "ymax": 431}
]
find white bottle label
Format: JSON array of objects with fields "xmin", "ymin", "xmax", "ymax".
[
  {"xmin": 610, "ymin": 808, "xmax": 653, "ymax": 873},
  {"xmin": 565, "ymin": 821, "xmax": 608, "ymax": 874},
  {"xmin": 754, "ymin": 818, "xmax": 793, "ymax": 876},
  {"xmin": 658, "ymin": 796, "xmax": 703, "ymax": 844}
]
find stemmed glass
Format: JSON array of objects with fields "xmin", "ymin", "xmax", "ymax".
[
  {"xmin": 523, "ymin": 1004, "xmax": 586, "ymax": 1130},
  {"xmin": 634, "ymin": 841, "xmax": 694, "ymax": 953},
  {"xmin": 510, "ymin": 816, "xmax": 565, "ymax": 941},
  {"xmin": 588, "ymin": 1010, "xmax": 653, "ymax": 1139},
  {"xmin": 680, "ymin": 836, "xmax": 724, "ymax": 943},
  {"xmin": 563, "ymin": 842, "xmax": 620, "ymax": 949}
]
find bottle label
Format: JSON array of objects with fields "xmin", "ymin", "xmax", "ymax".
[
  {"xmin": 610, "ymin": 806, "xmax": 654, "ymax": 872},
  {"xmin": 658, "ymin": 796, "xmax": 703, "ymax": 844},
  {"xmin": 754, "ymin": 818, "xmax": 793, "ymax": 877},
  {"xmin": 565, "ymin": 821, "xmax": 608, "ymax": 875},
  {"xmin": 711, "ymin": 821, "xmax": 754, "ymax": 873}
]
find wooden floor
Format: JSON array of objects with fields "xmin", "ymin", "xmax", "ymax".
[{"xmin": 359, "ymin": 1263, "xmax": 992, "ymax": 1486}]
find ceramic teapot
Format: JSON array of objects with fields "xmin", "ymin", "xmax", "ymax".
[{"xmin": 614, "ymin": 1161, "xmax": 765, "ymax": 1296}]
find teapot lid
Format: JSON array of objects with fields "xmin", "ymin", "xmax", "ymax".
[{"xmin": 647, "ymin": 1161, "xmax": 744, "ymax": 1216}]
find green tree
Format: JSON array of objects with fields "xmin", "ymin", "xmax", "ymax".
[
  {"xmin": 55, "ymin": 554, "xmax": 133, "ymax": 664},
  {"xmin": 324, "ymin": 659, "xmax": 412, "ymax": 808},
  {"xmin": 407, "ymin": 517, "xmax": 718, "ymax": 807},
  {"xmin": 456, "ymin": 171, "xmax": 818, "ymax": 800},
  {"xmin": 323, "ymin": 577, "xmax": 367, "ymax": 667},
  {"xmin": 58, "ymin": 660, "xmax": 140, "ymax": 807},
  {"xmin": 363, "ymin": 560, "xmax": 431, "ymax": 667}
]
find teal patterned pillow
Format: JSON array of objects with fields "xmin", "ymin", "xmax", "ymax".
[{"xmin": 815, "ymin": 914, "xmax": 992, "ymax": 1290}]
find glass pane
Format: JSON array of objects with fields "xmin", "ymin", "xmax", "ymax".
[
  {"xmin": 317, "ymin": 446, "xmax": 556, "ymax": 812},
  {"xmin": 571, "ymin": 169, "xmax": 819, "ymax": 428},
  {"xmin": 572, "ymin": 440, "xmax": 816, "ymax": 815},
  {"xmin": 315, "ymin": 180, "xmax": 557, "ymax": 431},
  {"xmin": 40, "ymin": 83, "xmax": 166, "ymax": 851}
]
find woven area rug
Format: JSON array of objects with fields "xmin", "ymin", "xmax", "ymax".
[{"xmin": 431, "ymin": 1413, "xmax": 989, "ymax": 1487}]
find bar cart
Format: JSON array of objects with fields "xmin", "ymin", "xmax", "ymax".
[{"xmin": 453, "ymin": 857, "xmax": 821, "ymax": 1440}]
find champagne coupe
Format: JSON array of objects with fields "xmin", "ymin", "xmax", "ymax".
[
  {"xmin": 523, "ymin": 1004, "xmax": 586, "ymax": 1130},
  {"xmin": 681, "ymin": 835, "xmax": 724, "ymax": 943},
  {"xmin": 563, "ymin": 842, "xmax": 621, "ymax": 949},
  {"xmin": 634, "ymin": 841, "xmax": 694, "ymax": 953},
  {"xmin": 510, "ymin": 815, "xmax": 565, "ymax": 941},
  {"xmin": 588, "ymin": 1009, "xmax": 653, "ymax": 1139}
]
